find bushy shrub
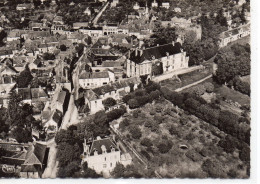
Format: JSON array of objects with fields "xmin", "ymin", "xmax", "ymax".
[
  {"xmin": 130, "ymin": 126, "xmax": 142, "ymax": 139},
  {"xmin": 157, "ymin": 140, "xmax": 173, "ymax": 154},
  {"xmin": 128, "ymin": 99, "xmax": 139, "ymax": 109},
  {"xmin": 204, "ymin": 82, "xmax": 214, "ymax": 93},
  {"xmin": 140, "ymin": 138, "xmax": 153, "ymax": 147},
  {"xmin": 193, "ymin": 85, "xmax": 206, "ymax": 96}
]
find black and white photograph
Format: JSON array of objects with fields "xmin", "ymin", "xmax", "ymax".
[{"xmin": 0, "ymin": 0, "xmax": 258, "ymax": 183}]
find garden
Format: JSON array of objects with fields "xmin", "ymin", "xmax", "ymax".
[{"xmin": 117, "ymin": 97, "xmax": 249, "ymax": 178}]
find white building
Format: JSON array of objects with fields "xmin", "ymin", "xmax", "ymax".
[
  {"xmin": 161, "ymin": 2, "xmax": 170, "ymax": 9},
  {"xmin": 133, "ymin": 2, "xmax": 140, "ymax": 10},
  {"xmin": 82, "ymin": 137, "xmax": 131, "ymax": 175},
  {"xmin": 111, "ymin": 0, "xmax": 119, "ymax": 7},
  {"xmin": 126, "ymin": 42, "xmax": 189, "ymax": 78},
  {"xmin": 219, "ymin": 23, "xmax": 250, "ymax": 48},
  {"xmin": 79, "ymin": 27, "xmax": 103, "ymax": 38},
  {"xmin": 79, "ymin": 71, "xmax": 115, "ymax": 89},
  {"xmin": 151, "ymin": 0, "xmax": 158, "ymax": 8}
]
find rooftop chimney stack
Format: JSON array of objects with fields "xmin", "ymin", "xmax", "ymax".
[
  {"xmin": 135, "ymin": 48, "xmax": 138, "ymax": 56},
  {"xmin": 172, "ymin": 41, "xmax": 175, "ymax": 46}
]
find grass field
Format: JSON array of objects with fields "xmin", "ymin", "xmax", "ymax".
[{"xmin": 160, "ymin": 66, "xmax": 212, "ymax": 91}]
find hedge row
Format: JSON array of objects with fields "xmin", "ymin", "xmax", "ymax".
[
  {"xmin": 160, "ymin": 87, "xmax": 250, "ymax": 146},
  {"xmin": 123, "ymin": 82, "xmax": 161, "ymax": 109}
]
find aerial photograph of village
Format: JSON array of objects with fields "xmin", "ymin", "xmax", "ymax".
[{"xmin": 0, "ymin": 0, "xmax": 252, "ymax": 180}]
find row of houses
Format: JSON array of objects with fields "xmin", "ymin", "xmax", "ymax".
[{"xmin": 219, "ymin": 23, "xmax": 250, "ymax": 47}]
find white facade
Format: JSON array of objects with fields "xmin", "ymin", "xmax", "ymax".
[
  {"xmin": 162, "ymin": 2, "xmax": 170, "ymax": 9},
  {"xmin": 151, "ymin": 0, "xmax": 158, "ymax": 8}
]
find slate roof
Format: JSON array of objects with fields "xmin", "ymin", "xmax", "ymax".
[
  {"xmin": 89, "ymin": 138, "xmax": 119, "ymax": 156},
  {"xmin": 21, "ymin": 164, "xmax": 40, "ymax": 172},
  {"xmin": 79, "ymin": 71, "xmax": 109, "ymax": 79},
  {"xmin": 18, "ymin": 88, "xmax": 32, "ymax": 100},
  {"xmin": 129, "ymin": 43, "xmax": 182, "ymax": 64},
  {"xmin": 31, "ymin": 88, "xmax": 48, "ymax": 99},
  {"xmin": 57, "ymin": 90, "xmax": 66, "ymax": 104},
  {"xmin": 102, "ymin": 61, "xmax": 122, "ymax": 68},
  {"xmin": 84, "ymin": 89, "xmax": 98, "ymax": 101}
]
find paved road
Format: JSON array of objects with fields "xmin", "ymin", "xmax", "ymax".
[
  {"xmin": 42, "ymin": 138, "xmax": 58, "ymax": 178},
  {"xmin": 92, "ymin": 2, "xmax": 110, "ymax": 25}
]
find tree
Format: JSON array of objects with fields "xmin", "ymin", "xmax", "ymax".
[
  {"xmin": 193, "ymin": 85, "xmax": 206, "ymax": 96},
  {"xmin": 140, "ymin": 138, "xmax": 153, "ymax": 147},
  {"xmin": 102, "ymin": 97, "xmax": 117, "ymax": 110},
  {"xmin": 58, "ymin": 160, "xmax": 81, "ymax": 178},
  {"xmin": 127, "ymin": 99, "xmax": 139, "ymax": 109},
  {"xmin": 157, "ymin": 140, "xmax": 173, "ymax": 154},
  {"xmin": 16, "ymin": 65, "xmax": 33, "ymax": 88},
  {"xmin": 111, "ymin": 162, "xmax": 125, "ymax": 178},
  {"xmin": 60, "ymin": 44, "xmax": 67, "ymax": 51},
  {"xmin": 129, "ymin": 126, "xmax": 142, "ymax": 139},
  {"xmin": 204, "ymin": 82, "xmax": 214, "ymax": 93}
]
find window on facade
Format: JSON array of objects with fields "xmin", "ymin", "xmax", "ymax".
[
  {"xmin": 110, "ymin": 163, "xmax": 112, "ymax": 167},
  {"xmin": 103, "ymin": 164, "xmax": 107, "ymax": 168},
  {"xmin": 105, "ymin": 157, "xmax": 106, "ymax": 161}
]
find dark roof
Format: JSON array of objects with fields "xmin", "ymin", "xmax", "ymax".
[
  {"xmin": 57, "ymin": 90, "xmax": 66, "ymax": 104},
  {"xmin": 21, "ymin": 164, "xmax": 41, "ymax": 172},
  {"xmin": 89, "ymin": 138, "xmax": 119, "ymax": 156},
  {"xmin": 18, "ymin": 88, "xmax": 31, "ymax": 100},
  {"xmin": 33, "ymin": 143, "xmax": 47, "ymax": 164},
  {"xmin": 129, "ymin": 43, "xmax": 182, "ymax": 64},
  {"xmin": 79, "ymin": 71, "xmax": 109, "ymax": 79},
  {"xmin": 52, "ymin": 111, "xmax": 62, "ymax": 124},
  {"xmin": 31, "ymin": 88, "xmax": 48, "ymax": 99}
]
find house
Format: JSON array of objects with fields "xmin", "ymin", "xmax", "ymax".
[
  {"xmin": 55, "ymin": 90, "xmax": 67, "ymax": 114},
  {"xmin": 79, "ymin": 70, "xmax": 115, "ymax": 89},
  {"xmin": 16, "ymin": 3, "xmax": 34, "ymax": 11},
  {"xmin": 0, "ymin": 50, "xmax": 13, "ymax": 59},
  {"xmin": 219, "ymin": 23, "xmax": 250, "ymax": 47},
  {"xmin": 151, "ymin": 0, "xmax": 158, "ymax": 8},
  {"xmin": 43, "ymin": 110, "xmax": 62, "ymax": 132},
  {"xmin": 79, "ymin": 27, "xmax": 103, "ymax": 38},
  {"xmin": 103, "ymin": 24, "xmax": 118, "ymax": 35},
  {"xmin": 19, "ymin": 143, "xmax": 49, "ymax": 178},
  {"xmin": 161, "ymin": 2, "xmax": 170, "ymax": 9},
  {"xmin": 83, "ymin": 89, "xmax": 104, "ymax": 114},
  {"xmin": 111, "ymin": 0, "xmax": 119, "ymax": 7},
  {"xmin": 52, "ymin": 16, "xmax": 64, "ymax": 25},
  {"xmin": 133, "ymin": 2, "xmax": 140, "ymax": 10},
  {"xmin": 81, "ymin": 136, "xmax": 131, "ymax": 175},
  {"xmin": 73, "ymin": 22, "xmax": 89, "ymax": 30},
  {"xmin": 126, "ymin": 42, "xmax": 189, "ymax": 78},
  {"xmin": 0, "ymin": 142, "xmax": 48, "ymax": 178},
  {"xmin": 84, "ymin": 7, "xmax": 92, "ymax": 15}
]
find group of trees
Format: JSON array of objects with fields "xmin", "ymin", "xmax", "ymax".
[
  {"xmin": 214, "ymin": 43, "xmax": 250, "ymax": 96},
  {"xmin": 144, "ymin": 22, "xmax": 177, "ymax": 47},
  {"xmin": 2, "ymin": 91, "xmax": 42, "ymax": 142},
  {"xmin": 15, "ymin": 65, "xmax": 33, "ymax": 88},
  {"xmin": 191, "ymin": 82, "xmax": 214, "ymax": 96},
  {"xmin": 160, "ymin": 87, "xmax": 250, "ymax": 161},
  {"xmin": 55, "ymin": 125, "xmax": 101, "ymax": 178},
  {"xmin": 123, "ymin": 81, "xmax": 161, "ymax": 109}
]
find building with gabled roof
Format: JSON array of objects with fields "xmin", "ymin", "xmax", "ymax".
[
  {"xmin": 81, "ymin": 136, "xmax": 131, "ymax": 175},
  {"xmin": 219, "ymin": 23, "xmax": 250, "ymax": 47},
  {"xmin": 126, "ymin": 42, "xmax": 189, "ymax": 78}
]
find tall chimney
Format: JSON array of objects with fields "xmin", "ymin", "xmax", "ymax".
[
  {"xmin": 135, "ymin": 48, "xmax": 138, "ymax": 56},
  {"xmin": 172, "ymin": 41, "xmax": 175, "ymax": 46}
]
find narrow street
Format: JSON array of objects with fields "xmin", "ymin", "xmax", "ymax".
[{"xmin": 42, "ymin": 138, "xmax": 58, "ymax": 178}]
